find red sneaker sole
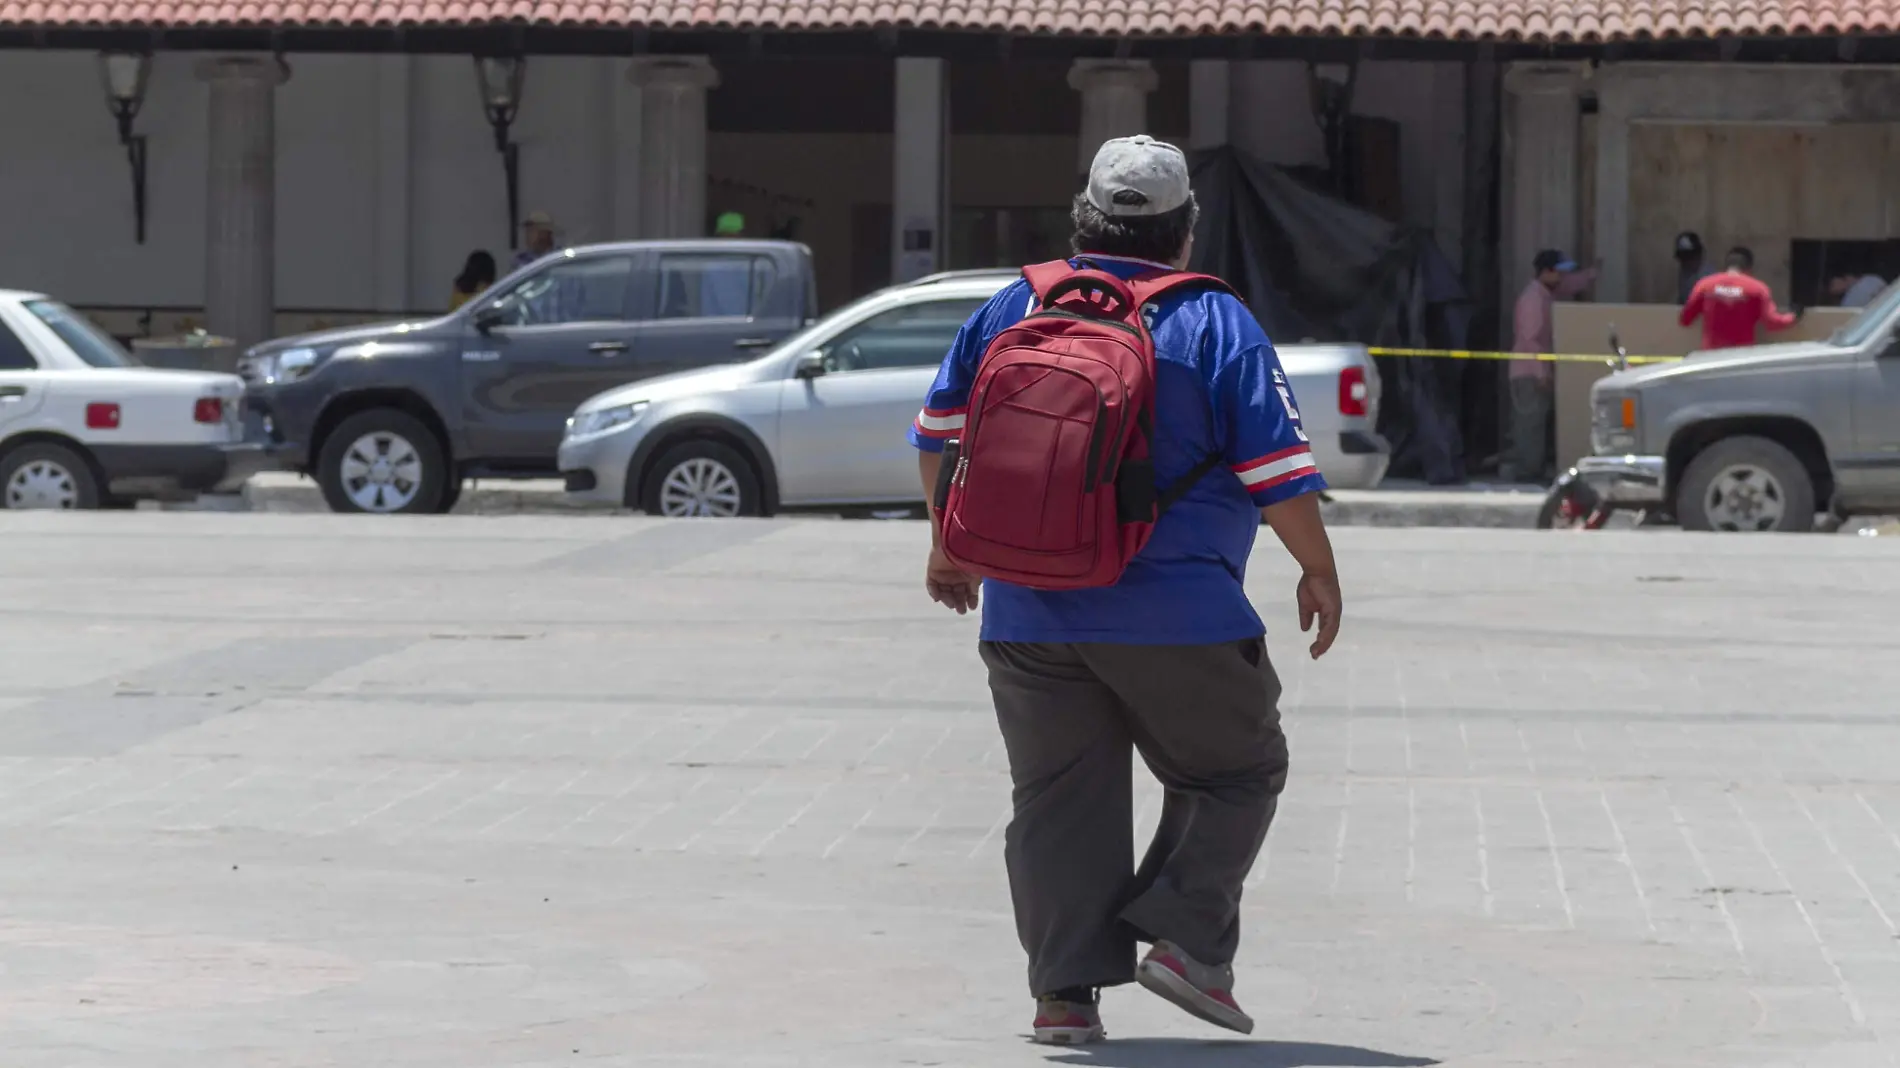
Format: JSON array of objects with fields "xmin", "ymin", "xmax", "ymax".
[{"xmin": 1032, "ymin": 1025, "xmax": 1105, "ymax": 1045}]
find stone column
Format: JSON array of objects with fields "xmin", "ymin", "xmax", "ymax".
[
  {"xmin": 1068, "ymin": 60, "xmax": 1157, "ymax": 172},
  {"xmin": 1500, "ymin": 61, "xmax": 1587, "ymax": 313},
  {"xmin": 892, "ymin": 57, "xmax": 947, "ymax": 284},
  {"xmin": 1188, "ymin": 60, "xmax": 1231, "ymax": 150},
  {"xmin": 1592, "ymin": 66, "xmax": 1633, "ymax": 304},
  {"xmin": 628, "ymin": 56, "xmax": 718, "ymax": 239},
  {"xmin": 196, "ymin": 56, "xmax": 287, "ymax": 350}
]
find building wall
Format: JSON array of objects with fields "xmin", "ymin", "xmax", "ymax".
[
  {"xmin": 0, "ymin": 51, "xmax": 634, "ymax": 331},
  {"xmin": 1625, "ymin": 122, "xmax": 1900, "ymax": 302},
  {"xmin": 0, "ymin": 50, "xmax": 1470, "ymax": 339},
  {"xmin": 1228, "ymin": 59, "xmax": 1467, "ymax": 264}
]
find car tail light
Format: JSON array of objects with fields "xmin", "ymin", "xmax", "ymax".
[
  {"xmin": 86, "ymin": 403, "xmax": 121, "ymax": 430},
  {"xmin": 194, "ymin": 397, "xmax": 224, "ymax": 424},
  {"xmin": 1338, "ymin": 367, "xmax": 1369, "ymax": 417}
]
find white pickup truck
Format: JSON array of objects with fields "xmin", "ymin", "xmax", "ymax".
[{"xmin": 0, "ymin": 291, "xmax": 267, "ymax": 509}]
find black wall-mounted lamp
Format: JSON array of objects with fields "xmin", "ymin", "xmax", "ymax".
[
  {"xmin": 99, "ymin": 51, "xmax": 153, "ymax": 244},
  {"xmin": 1306, "ymin": 61, "xmax": 1357, "ymax": 196},
  {"xmin": 474, "ymin": 56, "xmax": 526, "ymax": 249}
]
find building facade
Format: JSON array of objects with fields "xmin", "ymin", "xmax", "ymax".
[{"xmin": 0, "ymin": 2, "xmax": 1893, "ymax": 355}]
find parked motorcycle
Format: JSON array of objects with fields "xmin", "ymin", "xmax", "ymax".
[{"xmin": 1536, "ymin": 328, "xmax": 1647, "ymax": 531}]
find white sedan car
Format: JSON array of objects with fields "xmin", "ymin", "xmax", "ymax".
[
  {"xmin": 557, "ymin": 270, "xmax": 1387, "ymax": 516},
  {"xmin": 0, "ymin": 290, "xmax": 265, "ymax": 509}
]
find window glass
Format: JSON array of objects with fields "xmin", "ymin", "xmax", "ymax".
[
  {"xmin": 656, "ymin": 254, "xmax": 775, "ymax": 320},
  {"xmin": 819, "ymin": 298, "xmax": 988, "ymax": 373},
  {"xmin": 0, "ymin": 320, "xmax": 36, "ymax": 370},
  {"xmin": 1831, "ymin": 280, "xmax": 1900, "ymax": 347},
  {"xmin": 23, "ymin": 301, "xmax": 135, "ymax": 367},
  {"xmin": 488, "ymin": 256, "xmax": 633, "ymax": 327}
]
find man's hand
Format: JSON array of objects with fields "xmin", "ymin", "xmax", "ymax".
[
  {"xmin": 1297, "ymin": 570, "xmax": 1342, "ymax": 659},
  {"xmin": 926, "ymin": 548, "xmax": 982, "ymax": 615}
]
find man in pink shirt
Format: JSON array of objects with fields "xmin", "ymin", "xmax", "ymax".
[{"xmin": 1508, "ymin": 249, "xmax": 1596, "ymax": 482}]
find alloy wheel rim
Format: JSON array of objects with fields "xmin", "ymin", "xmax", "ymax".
[
  {"xmin": 339, "ymin": 431, "xmax": 425, "ymax": 512},
  {"xmin": 1703, "ymin": 463, "xmax": 1786, "ymax": 532},
  {"xmin": 5, "ymin": 460, "xmax": 78, "ymax": 509},
  {"xmin": 658, "ymin": 457, "xmax": 741, "ymax": 517}
]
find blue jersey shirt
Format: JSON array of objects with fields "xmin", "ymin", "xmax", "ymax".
[{"xmin": 906, "ymin": 255, "xmax": 1327, "ymax": 645}]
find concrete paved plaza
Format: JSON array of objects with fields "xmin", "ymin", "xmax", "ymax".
[{"xmin": 2, "ymin": 513, "xmax": 1899, "ymax": 1067}]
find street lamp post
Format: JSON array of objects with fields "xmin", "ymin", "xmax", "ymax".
[
  {"xmin": 98, "ymin": 51, "xmax": 153, "ymax": 244},
  {"xmin": 474, "ymin": 56, "xmax": 526, "ymax": 249},
  {"xmin": 1306, "ymin": 61, "xmax": 1357, "ymax": 197}
]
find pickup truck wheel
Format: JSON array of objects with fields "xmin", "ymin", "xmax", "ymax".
[
  {"xmin": 317, "ymin": 410, "xmax": 450, "ymax": 515},
  {"xmin": 1677, "ymin": 435, "xmax": 1815, "ymax": 533},
  {"xmin": 1, "ymin": 443, "xmax": 101, "ymax": 510},
  {"xmin": 641, "ymin": 441, "xmax": 762, "ymax": 518}
]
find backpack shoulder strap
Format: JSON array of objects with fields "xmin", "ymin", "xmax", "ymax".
[
  {"xmin": 1021, "ymin": 260, "xmax": 1077, "ymax": 302},
  {"xmin": 1127, "ymin": 270, "xmax": 1241, "ymax": 307},
  {"xmin": 1157, "ymin": 451, "xmax": 1227, "ymax": 514}
]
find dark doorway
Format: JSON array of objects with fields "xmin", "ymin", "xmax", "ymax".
[{"xmin": 1790, "ymin": 238, "xmax": 1900, "ymax": 308}]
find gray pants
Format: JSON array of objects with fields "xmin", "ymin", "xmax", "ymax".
[
  {"xmin": 1509, "ymin": 376, "xmax": 1554, "ymax": 482},
  {"xmin": 981, "ymin": 639, "xmax": 1289, "ymax": 997}
]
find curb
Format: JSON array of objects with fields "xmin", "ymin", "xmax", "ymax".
[{"xmin": 205, "ymin": 475, "xmax": 1545, "ymax": 529}]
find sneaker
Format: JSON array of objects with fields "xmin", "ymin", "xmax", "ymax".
[
  {"xmin": 1136, "ymin": 940, "xmax": 1254, "ymax": 1035},
  {"xmin": 1032, "ymin": 993, "xmax": 1105, "ymax": 1045}
]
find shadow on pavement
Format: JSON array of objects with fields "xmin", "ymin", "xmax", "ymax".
[{"xmin": 1046, "ymin": 1039, "xmax": 1438, "ymax": 1068}]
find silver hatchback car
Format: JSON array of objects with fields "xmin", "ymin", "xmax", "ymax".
[{"xmin": 557, "ymin": 270, "xmax": 1387, "ymax": 516}]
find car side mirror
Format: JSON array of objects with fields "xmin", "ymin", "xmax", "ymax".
[
  {"xmin": 472, "ymin": 301, "xmax": 508, "ymax": 333},
  {"xmin": 794, "ymin": 351, "xmax": 827, "ymax": 379}
]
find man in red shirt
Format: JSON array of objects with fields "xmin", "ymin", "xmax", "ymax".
[{"xmin": 1679, "ymin": 246, "xmax": 1798, "ymax": 350}]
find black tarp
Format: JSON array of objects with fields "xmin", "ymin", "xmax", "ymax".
[{"xmin": 1189, "ymin": 145, "xmax": 1475, "ymax": 484}]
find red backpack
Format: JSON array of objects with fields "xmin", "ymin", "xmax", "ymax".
[{"xmin": 931, "ymin": 260, "xmax": 1238, "ymax": 591}]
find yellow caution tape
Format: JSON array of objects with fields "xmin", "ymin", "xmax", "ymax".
[{"xmin": 1366, "ymin": 345, "xmax": 1682, "ymax": 366}]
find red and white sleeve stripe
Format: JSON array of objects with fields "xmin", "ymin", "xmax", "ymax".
[
  {"xmin": 1233, "ymin": 445, "xmax": 1318, "ymax": 493},
  {"xmin": 913, "ymin": 405, "xmax": 967, "ymax": 439}
]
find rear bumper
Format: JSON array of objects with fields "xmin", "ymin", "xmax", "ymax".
[
  {"xmin": 1575, "ymin": 453, "xmax": 1667, "ymax": 505},
  {"xmin": 1321, "ymin": 429, "xmax": 1390, "ymax": 490},
  {"xmin": 91, "ymin": 442, "xmax": 279, "ymax": 499}
]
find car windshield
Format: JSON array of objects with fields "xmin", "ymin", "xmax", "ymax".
[
  {"xmin": 1829, "ymin": 279, "xmax": 1900, "ymax": 347},
  {"xmin": 24, "ymin": 300, "xmax": 139, "ymax": 368}
]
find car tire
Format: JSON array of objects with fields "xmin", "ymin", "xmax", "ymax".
[
  {"xmin": 0, "ymin": 442, "xmax": 102, "ymax": 510},
  {"xmin": 317, "ymin": 409, "xmax": 451, "ymax": 515},
  {"xmin": 1676, "ymin": 435, "xmax": 1815, "ymax": 533},
  {"xmin": 438, "ymin": 478, "xmax": 464, "ymax": 514},
  {"xmin": 640, "ymin": 440, "xmax": 763, "ymax": 518}
]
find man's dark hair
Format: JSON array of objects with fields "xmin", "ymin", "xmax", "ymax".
[
  {"xmin": 1724, "ymin": 246, "xmax": 1754, "ymax": 271},
  {"xmin": 1069, "ymin": 191, "xmax": 1199, "ymax": 264}
]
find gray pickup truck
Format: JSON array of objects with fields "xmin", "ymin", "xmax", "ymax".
[
  {"xmin": 240, "ymin": 239, "xmax": 816, "ymax": 513},
  {"xmin": 1580, "ymin": 280, "xmax": 1900, "ymax": 531}
]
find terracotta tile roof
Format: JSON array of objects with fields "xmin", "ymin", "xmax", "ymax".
[{"xmin": 1, "ymin": 0, "xmax": 1891, "ymax": 37}]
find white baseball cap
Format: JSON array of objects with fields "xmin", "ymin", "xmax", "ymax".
[{"xmin": 1085, "ymin": 135, "xmax": 1192, "ymax": 217}]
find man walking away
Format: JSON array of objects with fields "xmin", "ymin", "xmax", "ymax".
[
  {"xmin": 910, "ymin": 135, "xmax": 1342, "ymax": 1045},
  {"xmin": 1829, "ymin": 269, "xmax": 1888, "ymax": 309},
  {"xmin": 1508, "ymin": 249, "xmax": 1595, "ymax": 483},
  {"xmin": 1675, "ymin": 231, "xmax": 1716, "ymax": 305},
  {"xmin": 1680, "ymin": 247, "xmax": 1798, "ymax": 350}
]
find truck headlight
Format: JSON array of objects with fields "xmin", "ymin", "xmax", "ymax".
[
  {"xmin": 565, "ymin": 401, "xmax": 649, "ymax": 441},
  {"xmin": 1592, "ymin": 393, "xmax": 1639, "ymax": 452},
  {"xmin": 242, "ymin": 346, "xmax": 323, "ymax": 385}
]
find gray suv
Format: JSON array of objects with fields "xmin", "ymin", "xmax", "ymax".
[
  {"xmin": 240, "ymin": 240, "xmax": 816, "ymax": 513},
  {"xmin": 1581, "ymin": 279, "xmax": 1900, "ymax": 531}
]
